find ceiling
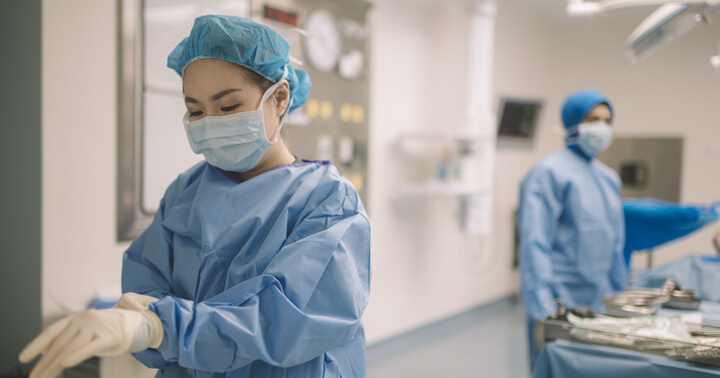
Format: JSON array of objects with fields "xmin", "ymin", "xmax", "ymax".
[
  {"xmin": 507, "ymin": 0, "xmax": 656, "ymax": 23},
  {"xmin": 509, "ymin": 0, "xmax": 571, "ymax": 22}
]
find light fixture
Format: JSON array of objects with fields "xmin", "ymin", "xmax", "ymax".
[
  {"xmin": 626, "ymin": 3, "xmax": 720, "ymax": 63},
  {"xmin": 566, "ymin": 0, "xmax": 708, "ymax": 16},
  {"xmin": 711, "ymin": 42, "xmax": 720, "ymax": 70},
  {"xmin": 567, "ymin": 1, "xmax": 720, "ymax": 66}
]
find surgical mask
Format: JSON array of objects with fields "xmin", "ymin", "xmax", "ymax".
[
  {"xmin": 566, "ymin": 121, "xmax": 613, "ymax": 157},
  {"xmin": 183, "ymin": 78, "xmax": 291, "ymax": 173}
]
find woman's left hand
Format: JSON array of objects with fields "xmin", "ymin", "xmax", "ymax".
[
  {"xmin": 19, "ymin": 308, "xmax": 163, "ymax": 378},
  {"xmin": 115, "ymin": 292, "xmax": 160, "ymax": 311}
]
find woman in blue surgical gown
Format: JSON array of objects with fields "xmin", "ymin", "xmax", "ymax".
[
  {"xmin": 517, "ymin": 90, "xmax": 626, "ymax": 370},
  {"xmin": 20, "ymin": 15, "xmax": 371, "ymax": 378}
]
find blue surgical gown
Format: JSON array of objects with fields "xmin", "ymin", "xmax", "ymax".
[
  {"xmin": 121, "ymin": 161, "xmax": 371, "ymax": 377},
  {"xmin": 623, "ymin": 198, "xmax": 719, "ymax": 268},
  {"xmin": 517, "ymin": 147, "xmax": 626, "ymax": 368}
]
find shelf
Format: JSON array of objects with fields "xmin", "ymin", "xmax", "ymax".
[{"xmin": 401, "ymin": 180, "xmax": 488, "ymax": 197}]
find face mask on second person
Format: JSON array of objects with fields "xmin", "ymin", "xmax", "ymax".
[{"xmin": 567, "ymin": 121, "xmax": 613, "ymax": 157}]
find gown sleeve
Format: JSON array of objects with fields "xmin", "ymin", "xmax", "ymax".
[
  {"xmin": 518, "ymin": 168, "xmax": 563, "ymax": 322},
  {"xmin": 126, "ymin": 183, "xmax": 371, "ymax": 373},
  {"xmin": 622, "ymin": 198, "xmax": 720, "ymax": 268},
  {"xmin": 609, "ymin": 193, "xmax": 627, "ymax": 293}
]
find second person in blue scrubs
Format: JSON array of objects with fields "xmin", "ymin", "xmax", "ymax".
[{"xmin": 517, "ymin": 90, "xmax": 626, "ymax": 370}]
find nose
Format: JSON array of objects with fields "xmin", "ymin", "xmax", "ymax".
[{"xmin": 205, "ymin": 108, "xmax": 224, "ymax": 117}]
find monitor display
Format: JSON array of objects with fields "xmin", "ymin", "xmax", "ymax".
[{"xmin": 497, "ymin": 99, "xmax": 542, "ymax": 139}]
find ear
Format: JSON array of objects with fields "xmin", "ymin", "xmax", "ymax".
[{"xmin": 274, "ymin": 80, "xmax": 290, "ymax": 117}]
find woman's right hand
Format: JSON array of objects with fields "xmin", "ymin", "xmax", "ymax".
[{"xmin": 19, "ymin": 308, "xmax": 163, "ymax": 378}]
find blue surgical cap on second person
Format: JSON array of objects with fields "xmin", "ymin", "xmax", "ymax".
[
  {"xmin": 167, "ymin": 15, "xmax": 312, "ymax": 113},
  {"xmin": 561, "ymin": 89, "xmax": 613, "ymax": 129}
]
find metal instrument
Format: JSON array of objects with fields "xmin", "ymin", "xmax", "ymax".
[{"xmin": 538, "ymin": 279, "xmax": 720, "ymax": 367}]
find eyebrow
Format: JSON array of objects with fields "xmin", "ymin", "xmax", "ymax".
[{"xmin": 184, "ymin": 88, "xmax": 242, "ymax": 103}]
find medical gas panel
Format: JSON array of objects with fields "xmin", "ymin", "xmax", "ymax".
[
  {"xmin": 598, "ymin": 137, "xmax": 683, "ymax": 202},
  {"xmin": 252, "ymin": 0, "xmax": 371, "ymax": 205}
]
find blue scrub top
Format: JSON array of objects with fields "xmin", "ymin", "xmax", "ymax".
[
  {"xmin": 122, "ymin": 161, "xmax": 371, "ymax": 377},
  {"xmin": 518, "ymin": 147, "xmax": 626, "ymax": 368},
  {"xmin": 519, "ymin": 147, "xmax": 626, "ymax": 319}
]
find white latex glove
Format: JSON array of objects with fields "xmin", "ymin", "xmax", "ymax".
[
  {"xmin": 19, "ymin": 309, "xmax": 163, "ymax": 378},
  {"xmin": 114, "ymin": 292, "xmax": 160, "ymax": 312}
]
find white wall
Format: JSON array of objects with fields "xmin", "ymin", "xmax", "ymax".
[
  {"xmin": 42, "ymin": 0, "xmax": 130, "ymax": 321},
  {"xmin": 363, "ymin": 0, "xmax": 522, "ymax": 343}
]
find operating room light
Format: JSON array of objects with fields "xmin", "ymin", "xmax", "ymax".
[
  {"xmin": 626, "ymin": 3, "xmax": 720, "ymax": 62},
  {"xmin": 567, "ymin": 0, "xmax": 712, "ymax": 15},
  {"xmin": 567, "ymin": 0, "xmax": 720, "ymax": 69},
  {"xmin": 712, "ymin": 53, "xmax": 720, "ymax": 70}
]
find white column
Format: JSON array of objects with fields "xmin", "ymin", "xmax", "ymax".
[{"xmin": 462, "ymin": 0, "xmax": 496, "ymax": 236}]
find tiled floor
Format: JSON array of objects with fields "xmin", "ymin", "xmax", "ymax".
[{"xmin": 367, "ymin": 296, "xmax": 530, "ymax": 378}]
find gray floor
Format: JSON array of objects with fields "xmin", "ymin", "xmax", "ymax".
[{"xmin": 366, "ymin": 296, "xmax": 530, "ymax": 378}]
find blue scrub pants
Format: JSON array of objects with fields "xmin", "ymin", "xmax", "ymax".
[{"xmin": 527, "ymin": 319, "xmax": 541, "ymax": 372}]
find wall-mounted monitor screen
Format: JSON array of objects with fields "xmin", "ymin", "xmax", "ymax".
[{"xmin": 497, "ymin": 98, "xmax": 543, "ymax": 139}]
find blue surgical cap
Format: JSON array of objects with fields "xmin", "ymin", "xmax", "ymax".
[
  {"xmin": 167, "ymin": 15, "xmax": 312, "ymax": 113},
  {"xmin": 561, "ymin": 89, "xmax": 613, "ymax": 129}
]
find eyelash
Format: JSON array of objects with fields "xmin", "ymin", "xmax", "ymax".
[
  {"xmin": 188, "ymin": 104, "xmax": 241, "ymax": 118},
  {"xmin": 221, "ymin": 104, "xmax": 240, "ymax": 112}
]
